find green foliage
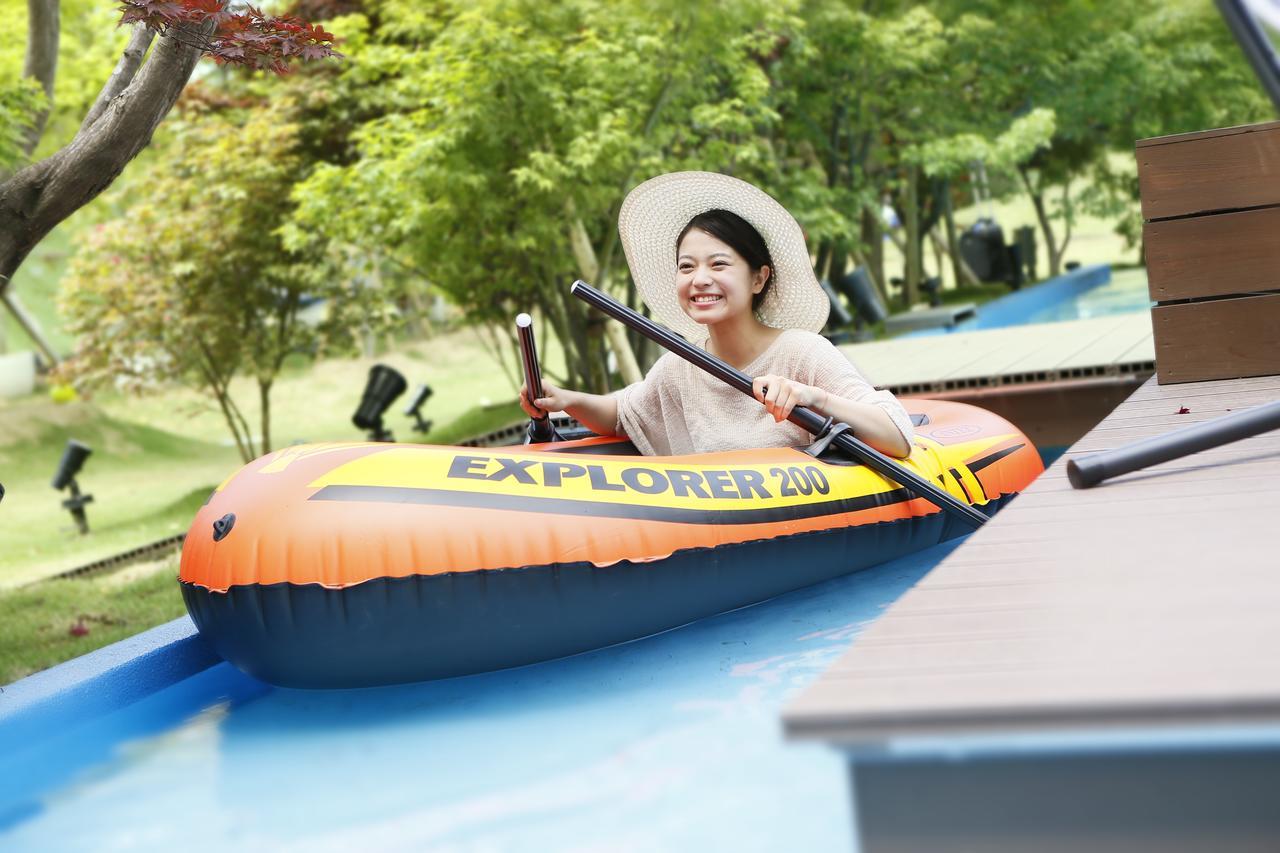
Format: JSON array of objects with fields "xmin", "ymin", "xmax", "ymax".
[
  {"xmin": 0, "ymin": 75, "xmax": 43, "ymax": 170},
  {"xmin": 0, "ymin": 0, "xmax": 134, "ymax": 159},
  {"xmin": 290, "ymin": 0, "xmax": 801, "ymax": 389},
  {"xmin": 57, "ymin": 103, "xmax": 392, "ymax": 460}
]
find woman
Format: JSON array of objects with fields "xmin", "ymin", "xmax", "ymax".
[{"xmin": 520, "ymin": 171, "xmax": 913, "ymax": 458}]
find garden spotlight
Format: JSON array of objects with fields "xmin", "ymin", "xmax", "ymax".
[
  {"xmin": 405, "ymin": 384, "xmax": 433, "ymax": 434},
  {"xmin": 353, "ymin": 364, "xmax": 408, "ymax": 442},
  {"xmin": 52, "ymin": 439, "xmax": 94, "ymax": 534}
]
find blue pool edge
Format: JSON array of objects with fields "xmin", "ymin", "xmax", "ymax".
[
  {"xmin": 904, "ymin": 263, "xmax": 1113, "ymax": 337},
  {"xmin": 0, "ymin": 617, "xmax": 220, "ymax": 755}
]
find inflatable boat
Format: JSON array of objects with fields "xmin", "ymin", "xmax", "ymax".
[{"xmin": 179, "ymin": 398, "xmax": 1041, "ymax": 688}]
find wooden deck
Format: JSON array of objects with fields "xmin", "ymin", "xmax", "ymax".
[
  {"xmin": 782, "ymin": 372, "xmax": 1280, "ymax": 851},
  {"xmin": 840, "ymin": 312, "xmax": 1154, "ymax": 396},
  {"xmin": 785, "ymin": 371, "xmax": 1280, "ymax": 742}
]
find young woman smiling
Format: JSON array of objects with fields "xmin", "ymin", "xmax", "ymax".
[{"xmin": 520, "ymin": 172, "xmax": 913, "ymax": 459}]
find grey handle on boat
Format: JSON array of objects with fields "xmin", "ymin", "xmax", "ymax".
[
  {"xmin": 1067, "ymin": 399, "xmax": 1280, "ymax": 489},
  {"xmin": 570, "ymin": 280, "xmax": 988, "ymax": 529},
  {"xmin": 516, "ymin": 312, "xmax": 558, "ymax": 444}
]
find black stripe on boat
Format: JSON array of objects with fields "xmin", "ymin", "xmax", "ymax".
[{"xmin": 967, "ymin": 443, "xmax": 1024, "ymax": 473}]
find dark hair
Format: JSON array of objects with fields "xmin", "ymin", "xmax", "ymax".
[{"xmin": 676, "ymin": 209, "xmax": 774, "ymax": 310}]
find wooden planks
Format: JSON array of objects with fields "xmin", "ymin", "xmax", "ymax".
[
  {"xmin": 784, "ymin": 373, "xmax": 1280, "ymax": 744},
  {"xmin": 1136, "ymin": 120, "xmax": 1280, "ymax": 385},
  {"xmin": 1153, "ymin": 293, "xmax": 1280, "ymax": 383},
  {"xmin": 1144, "ymin": 205, "xmax": 1280, "ymax": 301},
  {"xmin": 841, "ymin": 314, "xmax": 1154, "ymax": 395},
  {"xmin": 1136, "ymin": 120, "xmax": 1280, "ymax": 221}
]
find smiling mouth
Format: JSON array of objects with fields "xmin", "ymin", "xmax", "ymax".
[{"xmin": 691, "ymin": 295, "xmax": 722, "ymax": 304}]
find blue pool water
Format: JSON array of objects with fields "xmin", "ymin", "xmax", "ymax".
[
  {"xmin": 906, "ymin": 265, "xmax": 1152, "ymax": 337},
  {"xmin": 1014, "ymin": 267, "xmax": 1152, "ymax": 325},
  {"xmin": 0, "ymin": 541, "xmax": 964, "ymax": 852}
]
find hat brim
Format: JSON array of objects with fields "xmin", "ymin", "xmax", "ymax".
[{"xmin": 618, "ymin": 172, "xmax": 829, "ymax": 340}]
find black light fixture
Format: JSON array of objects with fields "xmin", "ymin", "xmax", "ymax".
[
  {"xmin": 352, "ymin": 364, "xmax": 408, "ymax": 442},
  {"xmin": 404, "ymin": 384, "xmax": 433, "ymax": 435},
  {"xmin": 52, "ymin": 439, "xmax": 93, "ymax": 534}
]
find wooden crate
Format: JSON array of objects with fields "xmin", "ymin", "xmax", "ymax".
[{"xmin": 1137, "ymin": 121, "xmax": 1280, "ymax": 384}]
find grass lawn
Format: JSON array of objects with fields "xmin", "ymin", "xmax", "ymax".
[
  {"xmin": 0, "ymin": 325, "xmax": 542, "ymax": 589},
  {"xmin": 0, "ymin": 556, "xmax": 187, "ymax": 684}
]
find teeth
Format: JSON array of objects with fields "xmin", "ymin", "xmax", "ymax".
[{"xmin": 692, "ymin": 295, "xmax": 721, "ymax": 303}]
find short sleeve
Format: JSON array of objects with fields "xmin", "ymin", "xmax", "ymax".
[
  {"xmin": 613, "ymin": 353, "xmax": 676, "ymax": 456},
  {"xmin": 795, "ymin": 334, "xmax": 915, "ymax": 449}
]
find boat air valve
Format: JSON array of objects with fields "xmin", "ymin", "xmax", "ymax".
[{"xmin": 212, "ymin": 513, "xmax": 237, "ymax": 542}]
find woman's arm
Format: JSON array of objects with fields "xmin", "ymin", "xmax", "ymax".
[
  {"xmin": 520, "ymin": 381, "xmax": 621, "ymax": 438},
  {"xmin": 751, "ymin": 374, "xmax": 912, "ymax": 458}
]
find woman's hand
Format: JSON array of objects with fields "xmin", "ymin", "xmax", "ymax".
[
  {"xmin": 752, "ymin": 374, "xmax": 827, "ymax": 423},
  {"xmin": 519, "ymin": 381, "xmax": 575, "ymax": 419}
]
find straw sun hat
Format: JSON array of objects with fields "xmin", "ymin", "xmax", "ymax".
[{"xmin": 618, "ymin": 171, "xmax": 829, "ymax": 341}]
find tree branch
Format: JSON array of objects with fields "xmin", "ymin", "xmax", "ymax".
[
  {"xmin": 80, "ymin": 25, "xmax": 155, "ymax": 131},
  {"xmin": 0, "ymin": 21, "xmax": 209, "ymax": 290},
  {"xmin": 20, "ymin": 0, "xmax": 59, "ymax": 158}
]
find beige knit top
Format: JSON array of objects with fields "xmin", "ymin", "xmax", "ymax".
[{"xmin": 614, "ymin": 329, "xmax": 913, "ymax": 457}]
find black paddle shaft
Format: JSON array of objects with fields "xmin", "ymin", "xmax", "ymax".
[
  {"xmin": 570, "ymin": 280, "xmax": 988, "ymax": 529},
  {"xmin": 516, "ymin": 313, "xmax": 558, "ymax": 443},
  {"xmin": 1067, "ymin": 398, "xmax": 1280, "ymax": 488}
]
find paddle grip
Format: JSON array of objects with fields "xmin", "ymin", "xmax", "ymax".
[{"xmin": 516, "ymin": 313, "xmax": 557, "ymax": 443}]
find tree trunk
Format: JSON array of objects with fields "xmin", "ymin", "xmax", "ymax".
[
  {"xmin": 859, "ymin": 204, "xmax": 890, "ymax": 306},
  {"xmin": 1019, "ymin": 164, "xmax": 1062, "ymax": 278},
  {"xmin": 259, "ymin": 379, "xmax": 273, "ymax": 457},
  {"xmin": 21, "ymin": 0, "xmax": 59, "ymax": 159},
  {"xmin": 566, "ymin": 206, "xmax": 641, "ymax": 386},
  {"xmin": 930, "ymin": 227, "xmax": 978, "ymax": 287},
  {"xmin": 902, "ymin": 166, "xmax": 921, "ymax": 308},
  {"xmin": 941, "ymin": 180, "xmax": 970, "ymax": 288},
  {"xmin": 0, "ymin": 23, "xmax": 202, "ymax": 294}
]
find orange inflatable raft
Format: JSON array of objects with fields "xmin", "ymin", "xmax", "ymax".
[{"xmin": 180, "ymin": 398, "xmax": 1042, "ymax": 687}]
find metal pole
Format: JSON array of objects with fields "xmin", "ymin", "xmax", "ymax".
[
  {"xmin": 1067, "ymin": 399, "xmax": 1280, "ymax": 489},
  {"xmin": 1215, "ymin": 0, "xmax": 1280, "ymax": 113},
  {"xmin": 570, "ymin": 280, "xmax": 988, "ymax": 529},
  {"xmin": 516, "ymin": 313, "xmax": 558, "ymax": 443}
]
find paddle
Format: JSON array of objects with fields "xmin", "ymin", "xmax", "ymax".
[
  {"xmin": 570, "ymin": 280, "xmax": 988, "ymax": 530},
  {"xmin": 516, "ymin": 312, "xmax": 561, "ymax": 443},
  {"xmin": 1067, "ymin": 398, "xmax": 1280, "ymax": 488}
]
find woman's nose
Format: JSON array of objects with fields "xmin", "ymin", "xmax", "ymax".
[{"xmin": 692, "ymin": 265, "xmax": 713, "ymax": 286}]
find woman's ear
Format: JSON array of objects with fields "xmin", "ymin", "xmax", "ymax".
[{"xmin": 753, "ymin": 265, "xmax": 771, "ymax": 293}]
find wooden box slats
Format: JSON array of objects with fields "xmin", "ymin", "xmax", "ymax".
[
  {"xmin": 1136, "ymin": 121, "xmax": 1280, "ymax": 385},
  {"xmin": 1153, "ymin": 293, "xmax": 1280, "ymax": 384},
  {"xmin": 1144, "ymin": 206, "xmax": 1280, "ymax": 302},
  {"xmin": 1136, "ymin": 121, "xmax": 1280, "ymax": 221}
]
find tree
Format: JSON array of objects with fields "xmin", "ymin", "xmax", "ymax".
[
  {"xmin": 0, "ymin": 0, "xmax": 338, "ymax": 363},
  {"xmin": 290, "ymin": 0, "xmax": 800, "ymax": 392},
  {"xmin": 56, "ymin": 103, "xmax": 384, "ymax": 462},
  {"xmin": 933, "ymin": 0, "xmax": 1272, "ymax": 277},
  {"xmin": 772, "ymin": 2, "xmax": 1045, "ymax": 304}
]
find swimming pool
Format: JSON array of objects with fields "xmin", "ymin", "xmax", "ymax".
[
  {"xmin": 907, "ymin": 265, "xmax": 1152, "ymax": 337},
  {"xmin": 0, "ymin": 541, "xmax": 965, "ymax": 852}
]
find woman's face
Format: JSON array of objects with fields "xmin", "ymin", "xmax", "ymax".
[{"xmin": 676, "ymin": 228, "xmax": 769, "ymax": 328}]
